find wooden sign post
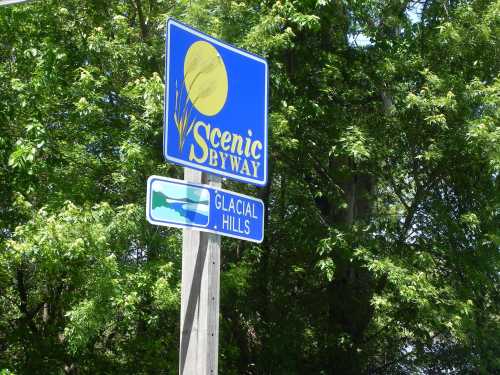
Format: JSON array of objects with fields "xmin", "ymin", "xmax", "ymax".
[{"xmin": 179, "ymin": 168, "xmax": 221, "ymax": 375}]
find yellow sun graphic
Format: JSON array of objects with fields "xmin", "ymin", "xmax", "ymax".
[{"xmin": 183, "ymin": 41, "xmax": 228, "ymax": 117}]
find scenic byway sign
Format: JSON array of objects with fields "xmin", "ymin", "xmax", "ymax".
[
  {"xmin": 164, "ymin": 18, "xmax": 268, "ymax": 186},
  {"xmin": 146, "ymin": 175, "xmax": 264, "ymax": 243}
]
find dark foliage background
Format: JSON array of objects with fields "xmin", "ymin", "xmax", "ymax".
[{"xmin": 0, "ymin": 0, "xmax": 498, "ymax": 374}]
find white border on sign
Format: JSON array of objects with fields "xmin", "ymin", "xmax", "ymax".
[
  {"xmin": 163, "ymin": 18, "xmax": 269, "ymax": 187},
  {"xmin": 146, "ymin": 175, "xmax": 265, "ymax": 243}
]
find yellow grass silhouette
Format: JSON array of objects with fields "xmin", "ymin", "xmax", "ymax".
[{"xmin": 174, "ymin": 54, "xmax": 218, "ymax": 152}]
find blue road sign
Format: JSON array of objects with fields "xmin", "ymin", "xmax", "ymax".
[
  {"xmin": 146, "ymin": 175, "xmax": 264, "ymax": 243},
  {"xmin": 164, "ymin": 19, "xmax": 268, "ymax": 186}
]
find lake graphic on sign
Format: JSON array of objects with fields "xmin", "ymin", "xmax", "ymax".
[{"xmin": 150, "ymin": 179, "xmax": 210, "ymax": 227}]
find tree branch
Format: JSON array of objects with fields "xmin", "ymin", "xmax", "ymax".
[
  {"xmin": 16, "ymin": 268, "xmax": 39, "ymax": 334},
  {"xmin": 132, "ymin": 0, "xmax": 147, "ymax": 39}
]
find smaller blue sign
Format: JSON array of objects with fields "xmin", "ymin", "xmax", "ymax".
[{"xmin": 146, "ymin": 175, "xmax": 264, "ymax": 243}]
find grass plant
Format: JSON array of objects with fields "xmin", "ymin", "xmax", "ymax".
[{"xmin": 174, "ymin": 55, "xmax": 217, "ymax": 152}]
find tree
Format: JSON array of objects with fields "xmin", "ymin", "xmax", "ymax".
[{"xmin": 0, "ymin": 0, "xmax": 498, "ymax": 374}]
